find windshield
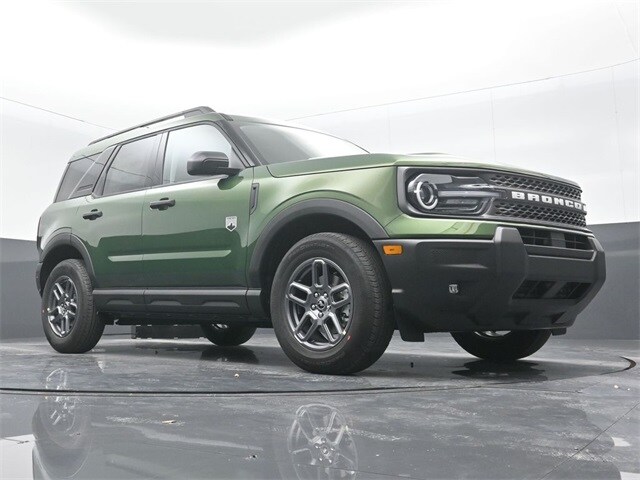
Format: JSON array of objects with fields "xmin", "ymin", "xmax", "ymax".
[{"xmin": 237, "ymin": 122, "xmax": 367, "ymax": 164}]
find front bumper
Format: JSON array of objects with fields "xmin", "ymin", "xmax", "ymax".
[{"xmin": 374, "ymin": 226, "xmax": 605, "ymax": 335}]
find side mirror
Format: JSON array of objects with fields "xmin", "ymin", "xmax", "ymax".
[{"xmin": 187, "ymin": 151, "xmax": 241, "ymax": 177}]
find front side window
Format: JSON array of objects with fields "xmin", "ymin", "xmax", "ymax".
[
  {"xmin": 103, "ymin": 136, "xmax": 158, "ymax": 195},
  {"xmin": 237, "ymin": 122, "xmax": 367, "ymax": 164},
  {"xmin": 163, "ymin": 124, "xmax": 241, "ymax": 184}
]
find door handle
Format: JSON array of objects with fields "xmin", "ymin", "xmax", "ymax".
[
  {"xmin": 82, "ymin": 209, "xmax": 103, "ymax": 220},
  {"xmin": 149, "ymin": 198, "xmax": 176, "ymax": 210}
]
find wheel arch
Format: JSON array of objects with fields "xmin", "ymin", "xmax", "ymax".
[
  {"xmin": 247, "ymin": 199, "xmax": 389, "ymax": 312},
  {"xmin": 38, "ymin": 234, "xmax": 97, "ymax": 295}
]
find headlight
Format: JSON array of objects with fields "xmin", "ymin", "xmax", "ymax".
[
  {"xmin": 402, "ymin": 171, "xmax": 501, "ymax": 216},
  {"xmin": 408, "ymin": 178, "xmax": 439, "ymax": 210}
]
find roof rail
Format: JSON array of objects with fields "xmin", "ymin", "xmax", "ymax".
[{"xmin": 88, "ymin": 106, "xmax": 216, "ymax": 145}]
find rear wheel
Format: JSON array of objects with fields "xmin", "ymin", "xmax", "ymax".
[
  {"xmin": 270, "ymin": 233, "xmax": 394, "ymax": 374},
  {"xmin": 41, "ymin": 259, "xmax": 104, "ymax": 353},
  {"xmin": 451, "ymin": 330, "xmax": 552, "ymax": 362},
  {"xmin": 200, "ymin": 324, "xmax": 257, "ymax": 346}
]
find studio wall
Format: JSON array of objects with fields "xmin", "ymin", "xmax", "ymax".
[{"xmin": 294, "ymin": 61, "xmax": 639, "ymax": 226}]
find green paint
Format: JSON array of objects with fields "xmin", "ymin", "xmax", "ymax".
[{"xmin": 38, "ymin": 110, "xmax": 590, "ymax": 292}]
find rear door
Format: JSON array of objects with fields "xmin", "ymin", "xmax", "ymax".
[
  {"xmin": 75, "ymin": 134, "xmax": 161, "ymax": 288},
  {"xmin": 141, "ymin": 123, "xmax": 253, "ymax": 290}
]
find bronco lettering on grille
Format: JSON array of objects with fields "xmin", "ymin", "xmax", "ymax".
[{"xmin": 510, "ymin": 190, "xmax": 585, "ymax": 211}]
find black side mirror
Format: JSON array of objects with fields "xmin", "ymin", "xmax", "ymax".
[{"xmin": 187, "ymin": 151, "xmax": 241, "ymax": 177}]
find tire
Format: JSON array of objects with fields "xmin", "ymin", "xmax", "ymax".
[
  {"xmin": 201, "ymin": 324, "xmax": 257, "ymax": 346},
  {"xmin": 41, "ymin": 259, "xmax": 104, "ymax": 353},
  {"xmin": 270, "ymin": 233, "xmax": 394, "ymax": 374},
  {"xmin": 451, "ymin": 330, "xmax": 552, "ymax": 362}
]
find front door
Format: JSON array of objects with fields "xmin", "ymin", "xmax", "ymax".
[{"xmin": 141, "ymin": 124, "xmax": 253, "ymax": 288}]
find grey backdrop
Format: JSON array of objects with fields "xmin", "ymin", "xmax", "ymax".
[{"xmin": 1, "ymin": 222, "xmax": 638, "ymax": 341}]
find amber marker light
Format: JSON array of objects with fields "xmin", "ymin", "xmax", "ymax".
[{"xmin": 383, "ymin": 245, "xmax": 403, "ymax": 255}]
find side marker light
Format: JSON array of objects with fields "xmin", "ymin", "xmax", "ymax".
[{"xmin": 383, "ymin": 245, "xmax": 403, "ymax": 255}]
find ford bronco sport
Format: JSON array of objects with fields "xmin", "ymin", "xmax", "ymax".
[{"xmin": 37, "ymin": 106, "xmax": 606, "ymax": 374}]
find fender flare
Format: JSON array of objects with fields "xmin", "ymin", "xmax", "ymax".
[
  {"xmin": 247, "ymin": 198, "xmax": 389, "ymax": 287},
  {"xmin": 38, "ymin": 232, "xmax": 97, "ymax": 292}
]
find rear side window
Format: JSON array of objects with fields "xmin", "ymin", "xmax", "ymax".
[
  {"xmin": 55, "ymin": 150, "xmax": 110, "ymax": 202},
  {"xmin": 162, "ymin": 124, "xmax": 241, "ymax": 184},
  {"xmin": 103, "ymin": 135, "xmax": 158, "ymax": 196}
]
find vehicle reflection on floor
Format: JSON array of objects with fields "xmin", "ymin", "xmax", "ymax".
[
  {"xmin": 31, "ymin": 389, "xmax": 359, "ymax": 478},
  {"xmin": 25, "ymin": 355, "xmax": 630, "ymax": 480},
  {"xmin": 287, "ymin": 404, "xmax": 357, "ymax": 479}
]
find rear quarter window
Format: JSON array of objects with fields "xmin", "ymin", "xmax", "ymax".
[{"xmin": 55, "ymin": 148, "xmax": 112, "ymax": 202}]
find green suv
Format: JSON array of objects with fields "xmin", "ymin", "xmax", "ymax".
[{"xmin": 37, "ymin": 106, "xmax": 606, "ymax": 373}]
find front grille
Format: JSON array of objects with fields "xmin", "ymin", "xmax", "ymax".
[
  {"xmin": 564, "ymin": 233, "xmax": 591, "ymax": 250},
  {"xmin": 494, "ymin": 202, "xmax": 587, "ymax": 227},
  {"xmin": 518, "ymin": 227, "xmax": 552, "ymax": 246},
  {"xmin": 489, "ymin": 174, "xmax": 582, "ymax": 200},
  {"xmin": 517, "ymin": 227, "xmax": 592, "ymax": 250}
]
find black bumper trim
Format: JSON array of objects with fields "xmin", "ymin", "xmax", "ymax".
[{"xmin": 374, "ymin": 227, "xmax": 606, "ymax": 335}]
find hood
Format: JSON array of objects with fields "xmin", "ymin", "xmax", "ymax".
[{"xmin": 265, "ymin": 153, "xmax": 579, "ymax": 187}]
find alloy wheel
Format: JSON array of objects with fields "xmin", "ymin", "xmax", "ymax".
[
  {"xmin": 285, "ymin": 258, "xmax": 353, "ymax": 351},
  {"xmin": 46, "ymin": 276, "xmax": 78, "ymax": 338}
]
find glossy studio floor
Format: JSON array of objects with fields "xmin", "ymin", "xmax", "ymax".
[{"xmin": 0, "ymin": 332, "xmax": 638, "ymax": 480}]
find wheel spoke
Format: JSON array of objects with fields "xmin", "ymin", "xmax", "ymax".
[
  {"xmin": 321, "ymin": 323, "xmax": 335, "ymax": 343},
  {"xmin": 301, "ymin": 320, "xmax": 320, "ymax": 341},
  {"xmin": 332, "ymin": 296, "xmax": 350, "ymax": 309},
  {"xmin": 328, "ymin": 313, "xmax": 343, "ymax": 335},
  {"xmin": 312, "ymin": 259, "xmax": 328, "ymax": 288},
  {"xmin": 330, "ymin": 282, "xmax": 349, "ymax": 295},
  {"xmin": 294, "ymin": 311, "xmax": 312, "ymax": 334},
  {"xmin": 330, "ymin": 283, "xmax": 351, "ymax": 309},
  {"xmin": 288, "ymin": 282, "xmax": 311, "ymax": 307},
  {"xmin": 332, "ymin": 424, "xmax": 347, "ymax": 447},
  {"xmin": 327, "ymin": 410, "xmax": 337, "ymax": 431}
]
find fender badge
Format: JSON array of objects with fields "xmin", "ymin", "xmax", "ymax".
[{"xmin": 225, "ymin": 216, "xmax": 237, "ymax": 232}]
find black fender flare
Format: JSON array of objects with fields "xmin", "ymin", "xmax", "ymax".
[
  {"xmin": 38, "ymin": 232, "xmax": 97, "ymax": 293},
  {"xmin": 247, "ymin": 198, "xmax": 389, "ymax": 288}
]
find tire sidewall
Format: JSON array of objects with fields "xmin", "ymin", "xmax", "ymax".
[
  {"xmin": 271, "ymin": 235, "xmax": 381, "ymax": 369},
  {"xmin": 41, "ymin": 261, "xmax": 94, "ymax": 351}
]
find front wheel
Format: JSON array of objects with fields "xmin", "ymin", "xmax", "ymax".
[
  {"xmin": 270, "ymin": 233, "xmax": 394, "ymax": 374},
  {"xmin": 200, "ymin": 324, "xmax": 257, "ymax": 346},
  {"xmin": 451, "ymin": 330, "xmax": 552, "ymax": 362}
]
